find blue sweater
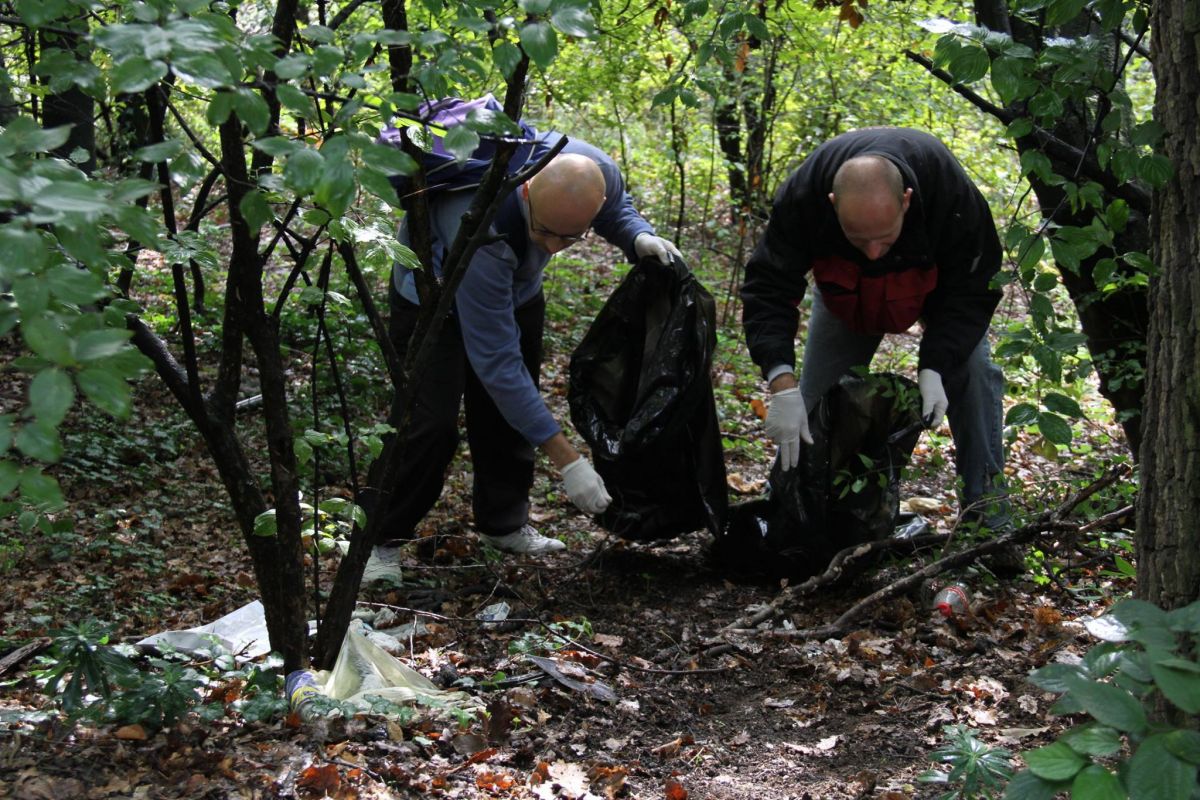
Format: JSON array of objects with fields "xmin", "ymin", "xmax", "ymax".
[{"xmin": 393, "ymin": 133, "xmax": 655, "ymax": 445}]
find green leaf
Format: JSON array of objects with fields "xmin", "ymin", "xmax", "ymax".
[
  {"xmin": 0, "ymin": 460, "xmax": 17, "ymax": 495},
  {"xmin": 275, "ymin": 83, "xmax": 312, "ymax": 117},
  {"xmin": 0, "ymin": 227, "xmax": 49, "ymax": 278},
  {"xmin": 171, "ymin": 51, "xmax": 236, "ymax": 89},
  {"xmin": 1043, "ymin": 392, "xmax": 1083, "ymax": 417},
  {"xmin": 1062, "ymin": 724, "xmax": 1123, "ymax": 757},
  {"xmin": 55, "ymin": 225, "xmax": 110, "ymax": 266},
  {"xmin": 1137, "ymin": 155, "xmax": 1173, "ymax": 188},
  {"xmin": 1150, "ymin": 659, "xmax": 1200, "ymax": 714},
  {"xmin": 550, "ymin": 3, "xmax": 596, "ymax": 37},
  {"xmin": 111, "ymin": 56, "xmax": 168, "ymax": 94},
  {"xmin": 1007, "ymin": 117, "xmax": 1034, "ymax": 138},
  {"xmin": 1063, "ymin": 672, "xmax": 1146, "ymax": 732},
  {"xmin": 1025, "ymin": 741, "xmax": 1086, "ymax": 781},
  {"xmin": 74, "ymin": 329, "xmax": 133, "ymax": 363},
  {"xmin": 1005, "ymin": 402, "xmax": 1039, "ymax": 426},
  {"xmin": 238, "ymin": 189, "xmax": 274, "ymax": 231},
  {"xmin": 1018, "ymin": 234, "xmax": 1046, "ymax": 271},
  {"xmin": 1037, "ymin": 411, "xmax": 1073, "ymax": 444},
  {"xmin": 519, "ymin": 20, "xmax": 558, "ymax": 69},
  {"xmin": 442, "ymin": 124, "xmax": 480, "ymax": 163},
  {"xmin": 1003, "ymin": 769, "xmax": 1064, "ymax": 800},
  {"xmin": 360, "ymin": 142, "xmax": 418, "ymax": 176},
  {"xmin": 206, "ymin": 91, "xmax": 236, "ymax": 127},
  {"xmin": 313, "ymin": 157, "xmax": 355, "ymax": 218},
  {"xmin": 253, "ymin": 509, "xmax": 278, "ymax": 537},
  {"xmin": 1032, "ymin": 271, "xmax": 1058, "ymax": 292},
  {"xmin": 492, "ymin": 40, "xmax": 522, "ymax": 78},
  {"xmin": 15, "ymin": 420, "xmax": 63, "ymax": 463},
  {"xmin": 19, "ymin": 468, "xmax": 65, "ymax": 510},
  {"xmin": 1130, "ymin": 120, "xmax": 1165, "ymax": 148},
  {"xmin": 132, "ymin": 140, "xmax": 183, "ymax": 163},
  {"xmin": 34, "ymin": 182, "xmax": 111, "ymax": 216},
  {"xmin": 45, "ymin": 264, "xmax": 106, "ymax": 306},
  {"xmin": 77, "ymin": 368, "xmax": 132, "ymax": 419},
  {"xmin": 991, "ymin": 56, "xmax": 1030, "ymax": 104},
  {"xmin": 1071, "ymin": 764, "xmax": 1126, "ymax": 800},
  {"xmin": 251, "ymin": 137, "xmax": 301, "ymax": 157},
  {"xmin": 22, "ymin": 316, "xmax": 74, "ymax": 365},
  {"xmin": 1044, "ymin": 0, "xmax": 1087, "ymax": 25},
  {"xmin": 1163, "ymin": 729, "xmax": 1200, "ymax": 765},
  {"xmin": 0, "ymin": 116, "xmax": 72, "ymax": 156},
  {"xmin": 1028, "ymin": 89, "xmax": 1064, "ymax": 120},
  {"xmin": 15, "ymin": 0, "xmax": 71, "ymax": 27},
  {"xmin": 284, "ymin": 148, "xmax": 325, "ymax": 193},
  {"xmin": 1128, "ymin": 734, "xmax": 1196, "ymax": 800},
  {"xmin": 233, "ymin": 89, "xmax": 271, "ymax": 136},
  {"xmin": 29, "ymin": 367, "xmax": 75, "ymax": 426},
  {"xmin": 947, "ymin": 44, "xmax": 990, "ymax": 84}
]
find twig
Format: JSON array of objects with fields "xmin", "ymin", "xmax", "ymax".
[
  {"xmin": 764, "ymin": 466, "xmax": 1130, "ymax": 640},
  {"xmin": 714, "ymin": 466, "xmax": 1130, "ymax": 643}
]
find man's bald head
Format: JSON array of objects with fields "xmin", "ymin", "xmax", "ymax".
[
  {"xmin": 828, "ymin": 155, "xmax": 911, "ymax": 261},
  {"xmin": 526, "ymin": 153, "xmax": 606, "ymax": 254}
]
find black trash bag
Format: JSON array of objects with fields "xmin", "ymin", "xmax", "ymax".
[
  {"xmin": 568, "ymin": 256, "xmax": 728, "ymax": 541},
  {"xmin": 713, "ymin": 372, "xmax": 923, "ymax": 579}
]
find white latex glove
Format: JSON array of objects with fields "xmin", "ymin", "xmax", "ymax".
[
  {"xmin": 633, "ymin": 232, "xmax": 683, "ymax": 265},
  {"xmin": 763, "ymin": 387, "xmax": 813, "ymax": 471},
  {"xmin": 561, "ymin": 456, "xmax": 612, "ymax": 514},
  {"xmin": 918, "ymin": 368, "xmax": 949, "ymax": 430}
]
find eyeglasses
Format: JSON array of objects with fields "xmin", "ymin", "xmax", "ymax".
[{"xmin": 526, "ymin": 189, "xmax": 590, "ymax": 245}]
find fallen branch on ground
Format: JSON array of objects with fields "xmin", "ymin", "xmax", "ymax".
[{"xmin": 714, "ymin": 465, "xmax": 1131, "ymax": 643}]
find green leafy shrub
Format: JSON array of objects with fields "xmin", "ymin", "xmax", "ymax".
[
  {"xmin": 920, "ymin": 723, "xmax": 1015, "ymax": 799},
  {"xmin": 1006, "ymin": 598, "xmax": 1200, "ymax": 799},
  {"xmin": 32, "ymin": 622, "xmax": 287, "ymax": 729}
]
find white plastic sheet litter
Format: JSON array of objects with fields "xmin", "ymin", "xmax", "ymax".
[{"xmin": 136, "ymin": 600, "xmax": 273, "ymax": 661}]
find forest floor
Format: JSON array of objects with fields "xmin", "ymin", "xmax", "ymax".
[{"xmin": 0, "ymin": 246, "xmax": 1136, "ymax": 800}]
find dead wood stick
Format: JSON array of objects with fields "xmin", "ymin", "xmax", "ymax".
[
  {"xmin": 765, "ymin": 465, "xmax": 1130, "ymax": 640},
  {"xmin": 718, "ymin": 465, "xmax": 1130, "ymax": 642},
  {"xmin": 0, "ymin": 638, "xmax": 49, "ymax": 676}
]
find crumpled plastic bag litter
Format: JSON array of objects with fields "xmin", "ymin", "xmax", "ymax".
[{"xmin": 289, "ymin": 625, "xmax": 480, "ymax": 716}]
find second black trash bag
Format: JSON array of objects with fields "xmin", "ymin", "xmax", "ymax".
[
  {"xmin": 713, "ymin": 372, "xmax": 924, "ymax": 579},
  {"xmin": 568, "ymin": 256, "xmax": 728, "ymax": 541}
]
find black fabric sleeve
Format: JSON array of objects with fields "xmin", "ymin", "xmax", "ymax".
[
  {"xmin": 917, "ymin": 174, "xmax": 1003, "ymax": 375},
  {"xmin": 740, "ymin": 171, "xmax": 817, "ymax": 379}
]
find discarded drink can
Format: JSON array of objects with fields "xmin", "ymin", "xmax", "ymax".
[
  {"xmin": 285, "ymin": 669, "xmax": 322, "ymax": 719},
  {"xmin": 932, "ymin": 582, "xmax": 970, "ymax": 618}
]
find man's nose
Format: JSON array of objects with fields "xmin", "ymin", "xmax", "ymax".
[{"xmin": 865, "ymin": 241, "xmax": 887, "ymax": 260}]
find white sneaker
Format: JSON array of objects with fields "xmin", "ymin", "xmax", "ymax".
[
  {"xmin": 480, "ymin": 524, "xmax": 566, "ymax": 555},
  {"xmin": 362, "ymin": 545, "xmax": 404, "ymax": 584}
]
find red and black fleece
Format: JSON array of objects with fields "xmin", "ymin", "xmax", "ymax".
[{"xmin": 740, "ymin": 127, "xmax": 1003, "ymax": 379}]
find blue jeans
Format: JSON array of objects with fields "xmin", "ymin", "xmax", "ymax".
[{"xmin": 798, "ymin": 292, "xmax": 1010, "ymax": 529}]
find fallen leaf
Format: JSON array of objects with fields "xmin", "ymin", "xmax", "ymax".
[
  {"xmin": 593, "ymin": 633, "xmax": 624, "ymax": 648},
  {"xmin": 666, "ymin": 778, "xmax": 688, "ymax": 800},
  {"xmin": 298, "ymin": 764, "xmax": 340, "ymax": 794},
  {"xmin": 115, "ymin": 724, "xmax": 148, "ymax": 741},
  {"xmin": 727, "ymin": 472, "xmax": 765, "ymax": 494}
]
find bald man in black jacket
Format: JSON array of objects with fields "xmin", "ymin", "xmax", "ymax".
[{"xmin": 742, "ymin": 127, "xmax": 1010, "ymax": 535}]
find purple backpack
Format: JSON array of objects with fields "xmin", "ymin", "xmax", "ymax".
[{"xmin": 377, "ymin": 95, "xmax": 548, "ymax": 203}]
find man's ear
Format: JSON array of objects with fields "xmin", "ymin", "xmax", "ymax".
[
  {"xmin": 827, "ymin": 192, "xmax": 837, "ymax": 207},
  {"xmin": 900, "ymin": 187, "xmax": 912, "ymax": 213}
]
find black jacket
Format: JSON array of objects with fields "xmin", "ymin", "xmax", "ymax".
[{"xmin": 741, "ymin": 127, "xmax": 1002, "ymax": 378}]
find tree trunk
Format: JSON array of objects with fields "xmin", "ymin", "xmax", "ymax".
[
  {"xmin": 39, "ymin": 28, "xmax": 95, "ymax": 175},
  {"xmin": 1136, "ymin": 0, "xmax": 1200, "ymax": 609}
]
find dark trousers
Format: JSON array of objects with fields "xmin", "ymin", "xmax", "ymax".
[{"xmin": 363, "ymin": 291, "xmax": 546, "ymax": 544}]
